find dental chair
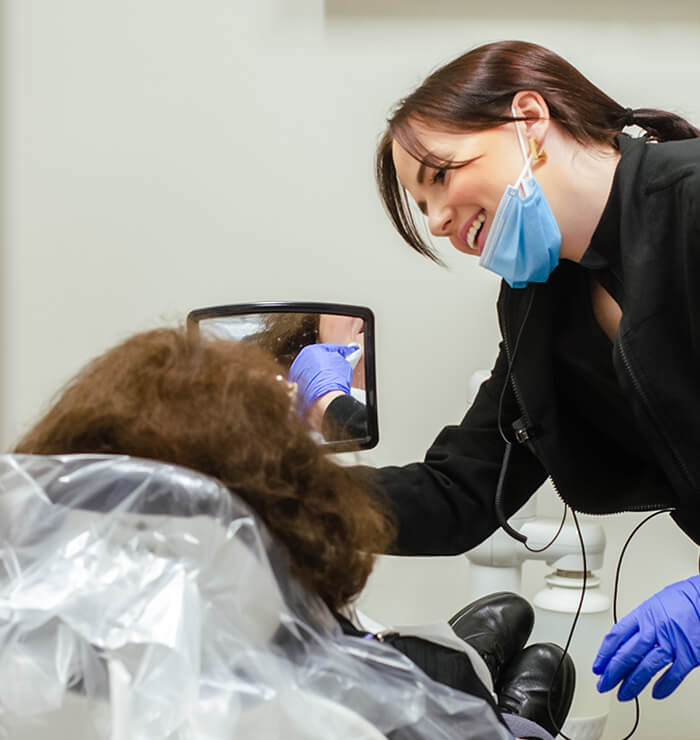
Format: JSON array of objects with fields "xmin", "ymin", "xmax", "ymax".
[{"xmin": 0, "ymin": 454, "xmax": 511, "ymax": 740}]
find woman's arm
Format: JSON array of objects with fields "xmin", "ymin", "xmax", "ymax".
[{"xmin": 358, "ymin": 345, "xmax": 547, "ymax": 556}]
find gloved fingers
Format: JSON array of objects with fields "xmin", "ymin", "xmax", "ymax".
[
  {"xmin": 652, "ymin": 660, "xmax": 693, "ymax": 700},
  {"xmin": 303, "ymin": 342, "xmax": 358, "ymax": 359},
  {"xmin": 288, "ymin": 344, "xmax": 354, "ymax": 385},
  {"xmin": 616, "ymin": 646, "xmax": 671, "ymax": 701},
  {"xmin": 329, "ymin": 343, "xmax": 361, "ymax": 359},
  {"xmin": 593, "ymin": 613, "xmax": 643, "ymax": 675},
  {"xmin": 595, "ymin": 626, "xmax": 658, "ymax": 693},
  {"xmin": 290, "ymin": 343, "xmax": 352, "ymax": 365}
]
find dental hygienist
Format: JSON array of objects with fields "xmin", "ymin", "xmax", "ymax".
[{"xmin": 363, "ymin": 39, "xmax": 700, "ymax": 705}]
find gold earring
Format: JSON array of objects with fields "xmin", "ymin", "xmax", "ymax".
[{"xmin": 529, "ymin": 138, "xmax": 547, "ymax": 162}]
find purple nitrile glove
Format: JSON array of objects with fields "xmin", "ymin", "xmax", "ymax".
[
  {"xmin": 593, "ymin": 574, "xmax": 700, "ymax": 701},
  {"xmin": 288, "ymin": 343, "xmax": 356, "ymax": 416}
]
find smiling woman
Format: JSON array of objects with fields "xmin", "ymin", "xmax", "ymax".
[
  {"xmin": 377, "ymin": 40, "xmax": 698, "ymax": 266},
  {"xmin": 367, "ymin": 38, "xmax": 700, "ymax": 709}
]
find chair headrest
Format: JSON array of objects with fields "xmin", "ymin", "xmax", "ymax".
[{"xmin": 1, "ymin": 453, "xmax": 233, "ymax": 519}]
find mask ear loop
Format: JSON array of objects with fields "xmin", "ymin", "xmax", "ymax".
[
  {"xmin": 512, "ymin": 106, "xmax": 532, "ymax": 163},
  {"xmin": 514, "ymin": 155, "xmax": 535, "ymax": 195},
  {"xmin": 511, "ymin": 105, "xmax": 535, "ymax": 194}
]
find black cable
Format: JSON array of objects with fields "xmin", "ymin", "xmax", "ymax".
[
  {"xmin": 608, "ymin": 509, "xmax": 674, "ymax": 740},
  {"xmin": 612, "ymin": 509, "xmax": 673, "ymax": 621},
  {"xmin": 494, "ymin": 288, "xmax": 536, "ymax": 543},
  {"xmin": 496, "ymin": 289, "xmax": 536, "ymax": 446},
  {"xmin": 621, "ymin": 695, "xmax": 640, "ymax": 739},
  {"xmin": 525, "ymin": 505, "xmax": 568, "ymax": 554},
  {"xmin": 549, "ymin": 508, "xmax": 674, "ymax": 740},
  {"xmin": 494, "ymin": 442, "xmax": 528, "ymax": 543},
  {"xmin": 544, "ymin": 507, "xmax": 588, "ymax": 740}
]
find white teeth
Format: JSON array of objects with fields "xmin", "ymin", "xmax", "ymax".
[{"xmin": 466, "ymin": 212, "xmax": 486, "ymax": 249}]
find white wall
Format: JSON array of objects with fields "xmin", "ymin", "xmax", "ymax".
[{"xmin": 2, "ymin": 1, "xmax": 700, "ymax": 738}]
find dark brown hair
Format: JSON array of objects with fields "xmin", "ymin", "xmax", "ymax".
[
  {"xmin": 251, "ymin": 313, "xmax": 320, "ymax": 370},
  {"xmin": 14, "ymin": 327, "xmax": 395, "ymax": 611},
  {"xmin": 377, "ymin": 40, "xmax": 700, "ymax": 261}
]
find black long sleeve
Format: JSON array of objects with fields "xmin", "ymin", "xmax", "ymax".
[{"xmin": 359, "ymin": 346, "xmax": 546, "ymax": 556}]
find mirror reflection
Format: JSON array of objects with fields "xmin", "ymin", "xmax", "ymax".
[{"xmin": 190, "ymin": 306, "xmax": 376, "ymax": 451}]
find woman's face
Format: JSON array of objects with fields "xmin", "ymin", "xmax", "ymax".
[{"xmin": 391, "ymin": 122, "xmax": 527, "ymax": 256}]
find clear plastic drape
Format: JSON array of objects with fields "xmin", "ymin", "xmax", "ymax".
[{"xmin": 0, "ymin": 454, "xmax": 511, "ymax": 740}]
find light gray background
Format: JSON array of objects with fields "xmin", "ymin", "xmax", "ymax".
[{"xmin": 2, "ymin": 1, "xmax": 700, "ymax": 737}]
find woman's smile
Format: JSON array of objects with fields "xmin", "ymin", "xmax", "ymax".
[{"xmin": 454, "ymin": 209, "xmax": 488, "ymax": 254}]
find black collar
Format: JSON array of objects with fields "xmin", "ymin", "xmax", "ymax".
[{"xmin": 578, "ymin": 134, "xmax": 647, "ymax": 305}]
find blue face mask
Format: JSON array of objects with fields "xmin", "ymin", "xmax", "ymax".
[{"xmin": 478, "ymin": 115, "xmax": 561, "ymax": 289}]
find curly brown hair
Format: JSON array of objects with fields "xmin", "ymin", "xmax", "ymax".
[{"xmin": 14, "ymin": 327, "xmax": 395, "ymax": 611}]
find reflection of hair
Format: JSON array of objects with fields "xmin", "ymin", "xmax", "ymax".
[
  {"xmin": 252, "ymin": 313, "xmax": 320, "ymax": 370},
  {"xmin": 377, "ymin": 40, "xmax": 700, "ymax": 261},
  {"xmin": 14, "ymin": 328, "xmax": 395, "ymax": 610}
]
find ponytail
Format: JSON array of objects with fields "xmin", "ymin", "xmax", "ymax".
[{"xmin": 625, "ymin": 107, "xmax": 700, "ymax": 142}]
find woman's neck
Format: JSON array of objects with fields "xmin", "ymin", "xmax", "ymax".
[{"xmin": 539, "ymin": 129, "xmax": 621, "ymax": 262}]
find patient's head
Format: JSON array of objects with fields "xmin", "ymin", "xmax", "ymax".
[{"xmin": 14, "ymin": 327, "xmax": 394, "ymax": 610}]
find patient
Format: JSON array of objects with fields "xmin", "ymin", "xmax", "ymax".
[{"xmin": 14, "ymin": 327, "xmax": 573, "ymax": 740}]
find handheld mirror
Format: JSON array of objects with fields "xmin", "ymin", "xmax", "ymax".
[{"xmin": 187, "ymin": 302, "xmax": 378, "ymax": 452}]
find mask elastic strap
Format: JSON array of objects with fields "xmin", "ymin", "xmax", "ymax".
[
  {"xmin": 514, "ymin": 154, "xmax": 535, "ymax": 195},
  {"xmin": 513, "ymin": 154, "xmax": 532, "ymax": 188},
  {"xmin": 511, "ymin": 103, "xmax": 533, "ymax": 179}
]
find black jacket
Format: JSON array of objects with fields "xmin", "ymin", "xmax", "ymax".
[
  {"xmin": 369, "ymin": 134, "xmax": 700, "ymax": 555},
  {"xmin": 323, "ymin": 394, "xmax": 368, "ymax": 440}
]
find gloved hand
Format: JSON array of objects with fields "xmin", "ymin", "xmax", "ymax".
[
  {"xmin": 288, "ymin": 343, "xmax": 356, "ymax": 416},
  {"xmin": 593, "ymin": 574, "xmax": 700, "ymax": 701}
]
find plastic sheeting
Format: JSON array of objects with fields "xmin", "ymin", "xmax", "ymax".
[{"xmin": 0, "ymin": 454, "xmax": 512, "ymax": 740}]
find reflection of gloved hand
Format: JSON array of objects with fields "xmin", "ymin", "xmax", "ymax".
[
  {"xmin": 288, "ymin": 343, "xmax": 356, "ymax": 416},
  {"xmin": 593, "ymin": 575, "xmax": 700, "ymax": 701}
]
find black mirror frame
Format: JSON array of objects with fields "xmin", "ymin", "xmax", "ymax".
[{"xmin": 186, "ymin": 302, "xmax": 378, "ymax": 452}]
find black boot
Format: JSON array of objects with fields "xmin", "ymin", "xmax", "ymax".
[
  {"xmin": 448, "ymin": 591, "xmax": 534, "ymax": 686},
  {"xmin": 497, "ymin": 642, "xmax": 576, "ymax": 738}
]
